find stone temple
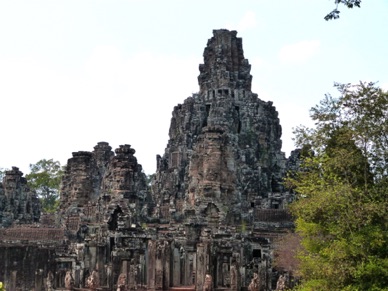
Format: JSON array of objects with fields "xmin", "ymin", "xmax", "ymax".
[{"xmin": 0, "ymin": 30, "xmax": 298, "ymax": 290}]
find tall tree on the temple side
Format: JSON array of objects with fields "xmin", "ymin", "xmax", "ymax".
[
  {"xmin": 325, "ymin": 0, "xmax": 362, "ymax": 20},
  {"xmin": 26, "ymin": 159, "xmax": 64, "ymax": 213},
  {"xmin": 289, "ymin": 82, "xmax": 388, "ymax": 290}
]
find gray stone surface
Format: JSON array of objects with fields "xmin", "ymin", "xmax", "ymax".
[{"xmin": 0, "ymin": 167, "xmax": 41, "ymax": 227}]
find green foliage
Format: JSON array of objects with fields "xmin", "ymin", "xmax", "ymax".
[
  {"xmin": 294, "ymin": 81, "xmax": 387, "ymax": 181},
  {"xmin": 26, "ymin": 159, "xmax": 64, "ymax": 213},
  {"xmin": 289, "ymin": 82, "xmax": 388, "ymax": 290},
  {"xmin": 0, "ymin": 281, "xmax": 5, "ymax": 291},
  {"xmin": 0, "ymin": 167, "xmax": 6, "ymax": 182},
  {"xmin": 240, "ymin": 220, "xmax": 247, "ymax": 233},
  {"xmin": 325, "ymin": 0, "xmax": 362, "ymax": 21},
  {"xmin": 146, "ymin": 174, "xmax": 155, "ymax": 186}
]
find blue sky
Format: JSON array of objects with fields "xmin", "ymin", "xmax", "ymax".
[{"xmin": 1, "ymin": 0, "xmax": 387, "ymax": 175}]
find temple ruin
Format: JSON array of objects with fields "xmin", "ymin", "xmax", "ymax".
[{"xmin": 0, "ymin": 29, "xmax": 297, "ymax": 291}]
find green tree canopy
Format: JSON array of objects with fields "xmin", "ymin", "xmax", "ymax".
[
  {"xmin": 289, "ymin": 82, "xmax": 388, "ymax": 290},
  {"xmin": 26, "ymin": 159, "xmax": 64, "ymax": 213}
]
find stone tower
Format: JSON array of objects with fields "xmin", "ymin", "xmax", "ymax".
[
  {"xmin": 153, "ymin": 29, "xmax": 287, "ymax": 227},
  {"xmin": 0, "ymin": 167, "xmax": 41, "ymax": 227},
  {"xmin": 59, "ymin": 142, "xmax": 149, "ymax": 232}
]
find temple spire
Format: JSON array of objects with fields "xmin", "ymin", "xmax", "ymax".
[{"xmin": 198, "ymin": 29, "xmax": 252, "ymax": 94}]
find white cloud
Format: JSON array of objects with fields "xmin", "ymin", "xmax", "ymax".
[
  {"xmin": 237, "ymin": 11, "xmax": 257, "ymax": 32},
  {"xmin": 278, "ymin": 40, "xmax": 320, "ymax": 63},
  {"xmin": 251, "ymin": 57, "xmax": 264, "ymax": 68},
  {"xmin": 224, "ymin": 11, "xmax": 258, "ymax": 32}
]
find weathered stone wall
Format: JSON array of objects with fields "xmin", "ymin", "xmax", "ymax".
[
  {"xmin": 0, "ymin": 226, "xmax": 64, "ymax": 241},
  {"xmin": 0, "ymin": 244, "xmax": 57, "ymax": 290}
]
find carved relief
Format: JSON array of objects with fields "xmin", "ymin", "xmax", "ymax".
[
  {"xmin": 203, "ymin": 274, "xmax": 212, "ymax": 291},
  {"xmin": 86, "ymin": 270, "xmax": 100, "ymax": 290},
  {"xmin": 117, "ymin": 273, "xmax": 127, "ymax": 291},
  {"xmin": 64, "ymin": 271, "xmax": 74, "ymax": 290},
  {"xmin": 248, "ymin": 273, "xmax": 260, "ymax": 291}
]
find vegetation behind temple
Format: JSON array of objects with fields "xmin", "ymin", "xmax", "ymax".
[
  {"xmin": 25, "ymin": 159, "xmax": 64, "ymax": 213},
  {"xmin": 287, "ymin": 82, "xmax": 388, "ymax": 290}
]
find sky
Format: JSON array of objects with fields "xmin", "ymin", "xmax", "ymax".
[{"xmin": 1, "ymin": 0, "xmax": 387, "ymax": 175}]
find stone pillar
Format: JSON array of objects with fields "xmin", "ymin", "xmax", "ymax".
[
  {"xmin": 172, "ymin": 247, "xmax": 181, "ymax": 286},
  {"xmin": 155, "ymin": 242, "xmax": 164, "ymax": 289},
  {"xmin": 184, "ymin": 252, "xmax": 191, "ymax": 285},
  {"xmin": 147, "ymin": 240, "xmax": 156, "ymax": 290},
  {"xmin": 128, "ymin": 259, "xmax": 137, "ymax": 291},
  {"xmin": 97, "ymin": 246, "xmax": 106, "ymax": 287},
  {"xmin": 196, "ymin": 244, "xmax": 206, "ymax": 291},
  {"xmin": 230, "ymin": 264, "xmax": 238, "ymax": 291},
  {"xmin": 180, "ymin": 247, "xmax": 186, "ymax": 285},
  {"xmin": 155, "ymin": 257, "xmax": 163, "ymax": 290},
  {"xmin": 162, "ymin": 241, "xmax": 170, "ymax": 290},
  {"xmin": 139, "ymin": 254, "xmax": 146, "ymax": 287},
  {"xmin": 221, "ymin": 259, "xmax": 229, "ymax": 287},
  {"xmin": 122, "ymin": 260, "xmax": 128, "ymax": 280},
  {"xmin": 89, "ymin": 245, "xmax": 97, "ymax": 273},
  {"xmin": 156, "ymin": 241, "xmax": 170, "ymax": 290},
  {"xmin": 190, "ymin": 252, "xmax": 196, "ymax": 286}
]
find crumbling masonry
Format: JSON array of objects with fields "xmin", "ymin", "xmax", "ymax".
[{"xmin": 0, "ymin": 30, "xmax": 298, "ymax": 291}]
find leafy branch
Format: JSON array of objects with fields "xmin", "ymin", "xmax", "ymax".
[{"xmin": 325, "ymin": 0, "xmax": 362, "ymax": 20}]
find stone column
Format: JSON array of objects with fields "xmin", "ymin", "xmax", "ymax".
[
  {"xmin": 155, "ymin": 244, "xmax": 163, "ymax": 290},
  {"xmin": 139, "ymin": 254, "xmax": 146, "ymax": 287},
  {"xmin": 10, "ymin": 270, "xmax": 17, "ymax": 291},
  {"xmin": 128, "ymin": 259, "xmax": 137, "ymax": 291},
  {"xmin": 172, "ymin": 247, "xmax": 181, "ymax": 286},
  {"xmin": 162, "ymin": 241, "xmax": 170, "ymax": 290},
  {"xmin": 196, "ymin": 244, "xmax": 206, "ymax": 291},
  {"xmin": 147, "ymin": 240, "xmax": 156, "ymax": 291},
  {"xmin": 230, "ymin": 264, "xmax": 238, "ymax": 291}
]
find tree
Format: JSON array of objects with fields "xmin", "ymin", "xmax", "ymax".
[
  {"xmin": 25, "ymin": 159, "xmax": 64, "ymax": 213},
  {"xmin": 289, "ymin": 82, "xmax": 388, "ymax": 290},
  {"xmin": 325, "ymin": 0, "xmax": 362, "ymax": 21},
  {"xmin": 0, "ymin": 168, "xmax": 5, "ymax": 182}
]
